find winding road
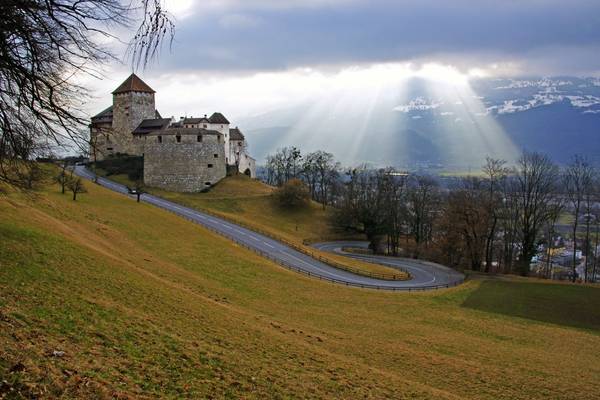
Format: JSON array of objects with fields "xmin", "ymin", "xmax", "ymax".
[{"xmin": 75, "ymin": 166, "xmax": 464, "ymax": 290}]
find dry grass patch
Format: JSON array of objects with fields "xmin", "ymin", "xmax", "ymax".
[
  {"xmin": 106, "ymin": 172, "xmax": 405, "ymax": 279},
  {"xmin": 2, "ymin": 178, "xmax": 599, "ymax": 399}
]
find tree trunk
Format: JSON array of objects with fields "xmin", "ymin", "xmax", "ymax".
[
  {"xmin": 584, "ymin": 219, "xmax": 591, "ymax": 282},
  {"xmin": 546, "ymin": 225, "xmax": 553, "ymax": 279},
  {"xmin": 484, "ymin": 216, "xmax": 497, "ymax": 273},
  {"xmin": 519, "ymin": 236, "xmax": 535, "ymax": 276},
  {"xmin": 572, "ymin": 217, "xmax": 579, "ymax": 282}
]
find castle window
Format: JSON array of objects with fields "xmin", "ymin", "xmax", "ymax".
[
  {"xmin": 203, "ymin": 124, "xmax": 207, "ymax": 128},
  {"xmin": 107, "ymin": 147, "xmax": 113, "ymax": 151},
  {"xmin": 213, "ymin": 154, "xmax": 218, "ymax": 158},
  {"xmin": 158, "ymin": 135, "xmax": 162, "ymax": 143},
  {"xmin": 176, "ymin": 135, "xmax": 181, "ymax": 143},
  {"xmin": 205, "ymin": 182, "xmax": 211, "ymax": 186},
  {"xmin": 197, "ymin": 135, "xmax": 202, "ymax": 142},
  {"xmin": 207, "ymin": 164, "xmax": 213, "ymax": 168}
]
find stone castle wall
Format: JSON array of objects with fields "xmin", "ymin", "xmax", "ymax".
[
  {"xmin": 112, "ymin": 92, "xmax": 155, "ymax": 155},
  {"xmin": 143, "ymin": 135, "xmax": 226, "ymax": 192},
  {"xmin": 89, "ymin": 123, "xmax": 112, "ymax": 161}
]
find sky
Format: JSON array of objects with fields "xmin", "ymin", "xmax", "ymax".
[
  {"xmin": 83, "ymin": 0, "xmax": 600, "ymax": 113},
  {"xmin": 80, "ymin": 0, "xmax": 600, "ymax": 165}
]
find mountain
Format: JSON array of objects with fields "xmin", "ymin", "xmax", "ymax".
[{"xmin": 240, "ymin": 77, "xmax": 600, "ymax": 169}]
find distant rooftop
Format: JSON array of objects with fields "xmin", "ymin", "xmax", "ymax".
[
  {"xmin": 132, "ymin": 118, "xmax": 171, "ymax": 135},
  {"xmin": 183, "ymin": 117, "xmax": 209, "ymax": 124},
  {"xmin": 154, "ymin": 127, "xmax": 222, "ymax": 136},
  {"xmin": 229, "ymin": 127, "xmax": 245, "ymax": 141},
  {"xmin": 208, "ymin": 112, "xmax": 230, "ymax": 124},
  {"xmin": 91, "ymin": 105, "xmax": 113, "ymax": 122}
]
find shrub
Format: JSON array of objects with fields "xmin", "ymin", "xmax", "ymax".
[
  {"xmin": 274, "ymin": 178, "xmax": 310, "ymax": 208},
  {"xmin": 94, "ymin": 155, "xmax": 143, "ymax": 181}
]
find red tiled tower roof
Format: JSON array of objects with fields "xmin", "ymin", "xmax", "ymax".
[{"xmin": 112, "ymin": 73, "xmax": 155, "ymax": 94}]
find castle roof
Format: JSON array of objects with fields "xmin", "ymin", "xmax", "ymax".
[
  {"xmin": 112, "ymin": 73, "xmax": 155, "ymax": 94},
  {"xmin": 162, "ymin": 127, "xmax": 222, "ymax": 136},
  {"xmin": 183, "ymin": 117, "xmax": 209, "ymax": 124},
  {"xmin": 91, "ymin": 105, "xmax": 113, "ymax": 121},
  {"xmin": 208, "ymin": 112, "xmax": 230, "ymax": 124},
  {"xmin": 132, "ymin": 118, "xmax": 171, "ymax": 135},
  {"xmin": 90, "ymin": 105, "xmax": 113, "ymax": 127},
  {"xmin": 229, "ymin": 127, "xmax": 245, "ymax": 141}
]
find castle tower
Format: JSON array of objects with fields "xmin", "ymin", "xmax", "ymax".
[{"xmin": 111, "ymin": 73, "xmax": 156, "ymax": 155}]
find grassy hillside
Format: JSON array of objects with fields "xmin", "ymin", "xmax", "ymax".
[
  {"xmin": 1, "ymin": 179, "xmax": 599, "ymax": 399},
  {"xmin": 106, "ymin": 172, "xmax": 336, "ymax": 243},
  {"xmin": 100, "ymin": 172, "xmax": 404, "ymax": 278}
]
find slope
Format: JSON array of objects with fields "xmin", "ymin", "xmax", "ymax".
[{"xmin": 1, "ymin": 179, "xmax": 599, "ymax": 399}]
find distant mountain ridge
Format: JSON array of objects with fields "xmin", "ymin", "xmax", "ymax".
[{"xmin": 240, "ymin": 77, "xmax": 600, "ymax": 168}]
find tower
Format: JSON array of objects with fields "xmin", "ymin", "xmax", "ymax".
[{"xmin": 111, "ymin": 73, "xmax": 156, "ymax": 155}]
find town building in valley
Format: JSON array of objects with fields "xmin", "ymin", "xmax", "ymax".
[{"xmin": 89, "ymin": 74, "xmax": 256, "ymax": 192}]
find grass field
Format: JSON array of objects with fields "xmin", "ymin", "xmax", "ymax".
[
  {"xmin": 1, "ymin": 178, "xmax": 600, "ymax": 399},
  {"xmin": 103, "ymin": 171, "xmax": 338, "ymax": 243},
  {"xmin": 99, "ymin": 172, "xmax": 404, "ymax": 278}
]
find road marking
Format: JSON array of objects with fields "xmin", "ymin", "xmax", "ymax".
[{"xmin": 262, "ymin": 241, "xmax": 275, "ymax": 249}]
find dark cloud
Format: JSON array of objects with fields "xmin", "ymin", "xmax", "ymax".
[{"xmin": 156, "ymin": 0, "xmax": 600, "ymax": 75}]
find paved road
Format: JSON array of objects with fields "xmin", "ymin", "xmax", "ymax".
[
  {"xmin": 75, "ymin": 166, "xmax": 464, "ymax": 290},
  {"xmin": 312, "ymin": 241, "xmax": 464, "ymax": 288}
]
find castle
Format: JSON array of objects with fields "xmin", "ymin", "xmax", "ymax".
[{"xmin": 89, "ymin": 74, "xmax": 255, "ymax": 192}]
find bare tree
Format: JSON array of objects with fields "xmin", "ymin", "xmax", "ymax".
[
  {"xmin": 54, "ymin": 162, "xmax": 69, "ymax": 194},
  {"xmin": 302, "ymin": 151, "xmax": 339, "ymax": 209},
  {"xmin": 444, "ymin": 178, "xmax": 489, "ymax": 271},
  {"xmin": 591, "ymin": 208, "xmax": 600, "ymax": 283},
  {"xmin": 379, "ymin": 169, "xmax": 407, "ymax": 256},
  {"xmin": 498, "ymin": 177, "xmax": 521, "ymax": 273},
  {"xmin": 128, "ymin": 179, "xmax": 146, "ymax": 202},
  {"xmin": 406, "ymin": 175, "xmax": 440, "ymax": 259},
  {"xmin": 67, "ymin": 175, "xmax": 86, "ymax": 201},
  {"xmin": 564, "ymin": 155, "xmax": 594, "ymax": 281},
  {"xmin": 482, "ymin": 157, "xmax": 509, "ymax": 272},
  {"xmin": 582, "ymin": 170, "xmax": 598, "ymax": 282},
  {"xmin": 514, "ymin": 152, "xmax": 558, "ymax": 276},
  {"xmin": 336, "ymin": 166, "xmax": 388, "ymax": 252},
  {"xmin": 542, "ymin": 198, "xmax": 565, "ymax": 279},
  {"xmin": 0, "ymin": 0, "xmax": 173, "ymax": 188},
  {"xmin": 88, "ymin": 129, "xmax": 109, "ymax": 183},
  {"xmin": 265, "ymin": 147, "xmax": 302, "ymax": 186}
]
